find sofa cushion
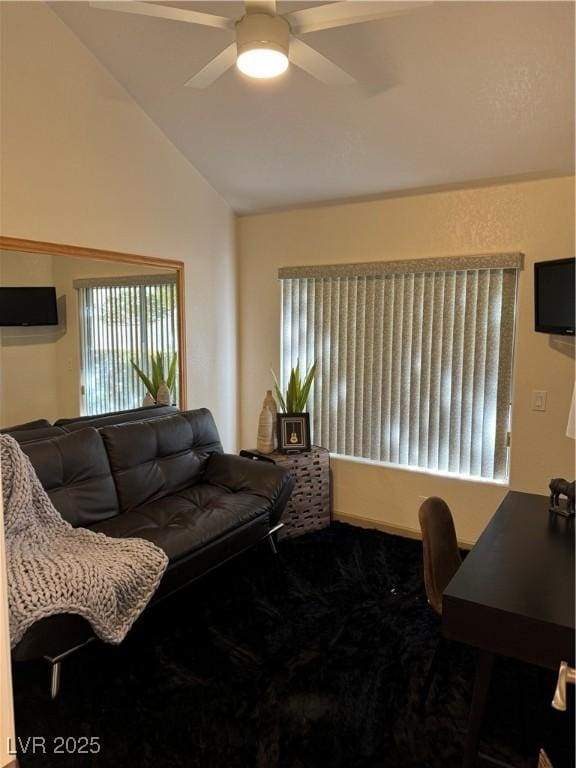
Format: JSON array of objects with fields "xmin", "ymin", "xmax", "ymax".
[
  {"xmin": 56, "ymin": 405, "xmax": 178, "ymax": 432},
  {"xmin": 1, "ymin": 418, "xmax": 52, "ymax": 433},
  {"xmin": 21, "ymin": 429, "xmax": 120, "ymax": 527},
  {"xmin": 100, "ymin": 409, "xmax": 223, "ymax": 513},
  {"xmin": 3, "ymin": 426, "xmax": 66, "ymax": 444},
  {"xmin": 90, "ymin": 484, "xmax": 270, "ymax": 562}
]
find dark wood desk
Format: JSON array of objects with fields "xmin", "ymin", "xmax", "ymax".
[{"xmin": 443, "ymin": 491, "xmax": 575, "ymax": 767}]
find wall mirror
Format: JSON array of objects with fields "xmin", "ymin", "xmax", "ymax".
[{"xmin": 0, "ymin": 237, "xmax": 186, "ymax": 429}]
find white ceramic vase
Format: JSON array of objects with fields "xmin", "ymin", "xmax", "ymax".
[
  {"xmin": 156, "ymin": 382, "xmax": 171, "ymax": 406},
  {"xmin": 257, "ymin": 405, "xmax": 274, "ymax": 454},
  {"xmin": 263, "ymin": 390, "xmax": 277, "ymax": 447}
]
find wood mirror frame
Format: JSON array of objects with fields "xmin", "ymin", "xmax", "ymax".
[{"xmin": 0, "ymin": 236, "xmax": 187, "ymax": 410}]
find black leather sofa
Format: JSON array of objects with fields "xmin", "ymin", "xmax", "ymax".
[
  {"xmin": 6, "ymin": 407, "xmax": 294, "ymax": 696},
  {"xmin": 0, "ymin": 403, "xmax": 179, "ymax": 443}
]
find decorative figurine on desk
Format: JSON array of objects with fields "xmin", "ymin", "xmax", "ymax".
[{"xmin": 548, "ymin": 478, "xmax": 575, "ymax": 517}]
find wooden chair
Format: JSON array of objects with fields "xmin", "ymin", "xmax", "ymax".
[{"xmin": 418, "ymin": 496, "xmax": 462, "ymax": 705}]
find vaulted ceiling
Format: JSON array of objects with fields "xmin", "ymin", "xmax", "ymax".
[{"xmin": 51, "ymin": 1, "xmax": 575, "ymax": 213}]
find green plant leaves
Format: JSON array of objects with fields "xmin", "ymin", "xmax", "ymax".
[
  {"xmin": 131, "ymin": 352, "xmax": 178, "ymax": 400},
  {"xmin": 298, "ymin": 360, "xmax": 317, "ymax": 412},
  {"xmin": 151, "ymin": 353, "xmax": 162, "ymax": 394},
  {"xmin": 130, "ymin": 360, "xmax": 156, "ymax": 399},
  {"xmin": 271, "ymin": 369, "xmax": 287, "ymax": 413},
  {"xmin": 167, "ymin": 352, "xmax": 178, "ymax": 392},
  {"xmin": 286, "ymin": 365, "xmax": 297, "ymax": 413},
  {"xmin": 271, "ymin": 360, "xmax": 316, "ymax": 413}
]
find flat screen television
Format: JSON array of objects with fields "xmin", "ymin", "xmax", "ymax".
[
  {"xmin": 534, "ymin": 258, "xmax": 575, "ymax": 336},
  {"xmin": 0, "ymin": 287, "xmax": 59, "ymax": 327}
]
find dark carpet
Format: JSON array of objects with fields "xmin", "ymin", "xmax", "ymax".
[{"xmin": 12, "ymin": 523, "xmax": 574, "ymax": 768}]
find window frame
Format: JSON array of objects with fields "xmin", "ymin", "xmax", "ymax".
[
  {"xmin": 279, "ymin": 253, "xmax": 522, "ymax": 483},
  {"xmin": 77, "ymin": 275, "xmax": 180, "ymax": 416}
]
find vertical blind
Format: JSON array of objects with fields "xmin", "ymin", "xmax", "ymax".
[
  {"xmin": 77, "ymin": 274, "xmax": 179, "ymax": 415},
  {"xmin": 279, "ymin": 254, "xmax": 522, "ymax": 481}
]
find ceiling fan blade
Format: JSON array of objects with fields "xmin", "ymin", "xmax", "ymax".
[
  {"xmin": 244, "ymin": 0, "xmax": 277, "ymax": 14},
  {"xmin": 89, "ymin": 2, "xmax": 235, "ymax": 31},
  {"xmin": 289, "ymin": 38, "xmax": 355, "ymax": 86},
  {"xmin": 184, "ymin": 43, "xmax": 237, "ymax": 89},
  {"xmin": 286, "ymin": 1, "xmax": 432, "ymax": 35}
]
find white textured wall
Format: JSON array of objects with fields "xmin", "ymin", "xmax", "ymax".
[
  {"xmin": 0, "ymin": 5, "xmax": 237, "ymax": 749},
  {"xmin": 0, "ymin": 251, "xmax": 61, "ymax": 426},
  {"xmin": 238, "ymin": 177, "xmax": 575, "ymax": 545},
  {"xmin": 0, "ymin": 251, "xmax": 171, "ymax": 427},
  {"xmin": 0, "ymin": 1, "xmax": 237, "ymax": 447}
]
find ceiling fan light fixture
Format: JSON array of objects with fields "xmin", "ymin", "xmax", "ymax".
[
  {"xmin": 237, "ymin": 47, "xmax": 288, "ymax": 79},
  {"xmin": 236, "ymin": 12, "xmax": 290, "ymax": 80}
]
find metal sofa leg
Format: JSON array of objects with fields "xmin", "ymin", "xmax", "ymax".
[
  {"xmin": 50, "ymin": 661, "xmax": 61, "ymax": 700},
  {"xmin": 43, "ymin": 639, "xmax": 94, "ymax": 701},
  {"xmin": 267, "ymin": 523, "xmax": 284, "ymax": 555}
]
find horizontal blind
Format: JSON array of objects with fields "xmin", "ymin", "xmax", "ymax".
[
  {"xmin": 280, "ymin": 256, "xmax": 520, "ymax": 481},
  {"xmin": 79, "ymin": 278, "xmax": 179, "ymax": 415}
]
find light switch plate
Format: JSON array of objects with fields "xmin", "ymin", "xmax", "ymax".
[{"xmin": 532, "ymin": 390, "xmax": 548, "ymax": 412}]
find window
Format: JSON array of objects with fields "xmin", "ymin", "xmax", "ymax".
[
  {"xmin": 279, "ymin": 253, "xmax": 522, "ymax": 481},
  {"xmin": 76, "ymin": 274, "xmax": 179, "ymax": 415}
]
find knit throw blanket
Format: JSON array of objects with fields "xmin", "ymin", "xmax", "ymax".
[{"xmin": 1, "ymin": 435, "xmax": 168, "ymax": 649}]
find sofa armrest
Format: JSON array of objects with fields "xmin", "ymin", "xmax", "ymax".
[{"xmin": 205, "ymin": 453, "xmax": 294, "ymax": 526}]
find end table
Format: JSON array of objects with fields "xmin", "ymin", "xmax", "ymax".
[{"xmin": 243, "ymin": 446, "xmax": 331, "ymax": 539}]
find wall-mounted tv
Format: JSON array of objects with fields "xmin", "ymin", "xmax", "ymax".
[
  {"xmin": 534, "ymin": 258, "xmax": 575, "ymax": 336},
  {"xmin": 0, "ymin": 287, "xmax": 59, "ymax": 327}
]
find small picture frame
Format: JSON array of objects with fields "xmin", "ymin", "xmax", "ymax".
[{"xmin": 277, "ymin": 413, "xmax": 311, "ymax": 453}]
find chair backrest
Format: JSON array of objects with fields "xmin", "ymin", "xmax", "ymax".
[{"xmin": 418, "ymin": 497, "xmax": 462, "ymax": 616}]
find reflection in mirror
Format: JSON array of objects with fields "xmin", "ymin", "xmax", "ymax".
[{"xmin": 0, "ymin": 248, "xmax": 181, "ymax": 429}]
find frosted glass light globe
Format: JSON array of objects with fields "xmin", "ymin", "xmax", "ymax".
[{"xmin": 237, "ymin": 48, "xmax": 289, "ymax": 79}]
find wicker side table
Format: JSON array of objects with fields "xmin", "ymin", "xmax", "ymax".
[{"xmin": 270, "ymin": 447, "xmax": 331, "ymax": 539}]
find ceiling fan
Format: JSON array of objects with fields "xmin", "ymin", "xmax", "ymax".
[{"xmin": 89, "ymin": 0, "xmax": 432, "ymax": 88}]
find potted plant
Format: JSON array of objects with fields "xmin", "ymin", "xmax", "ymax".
[
  {"xmin": 131, "ymin": 352, "xmax": 178, "ymax": 406},
  {"xmin": 272, "ymin": 360, "xmax": 316, "ymax": 452}
]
